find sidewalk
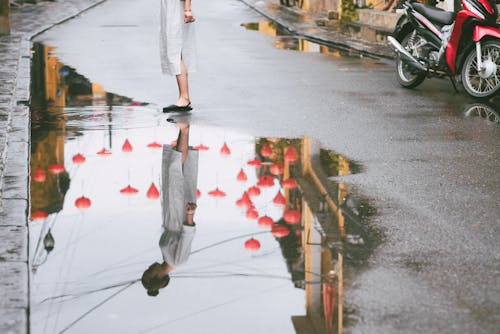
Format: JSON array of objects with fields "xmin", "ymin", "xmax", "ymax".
[
  {"xmin": 0, "ymin": 1, "xmax": 107, "ymax": 332},
  {"xmin": 239, "ymin": 0, "xmax": 396, "ymax": 58}
]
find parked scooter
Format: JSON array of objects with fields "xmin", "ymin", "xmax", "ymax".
[{"xmin": 388, "ymin": 0, "xmax": 500, "ymax": 99}]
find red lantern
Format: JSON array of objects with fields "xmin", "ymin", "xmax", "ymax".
[
  {"xmin": 247, "ymin": 186, "xmax": 261, "ymax": 197},
  {"xmin": 48, "ymin": 164, "xmax": 65, "ymax": 174},
  {"xmin": 72, "ymin": 153, "xmax": 86, "ymax": 164},
  {"xmin": 244, "ymin": 238, "xmax": 261, "ymax": 251},
  {"xmin": 271, "ymin": 225, "xmax": 290, "ymax": 238},
  {"xmin": 196, "ymin": 189, "xmax": 201, "ymax": 199},
  {"xmin": 31, "ymin": 210, "xmax": 48, "ymax": 221},
  {"xmin": 246, "ymin": 209, "xmax": 259, "ymax": 220},
  {"xmin": 236, "ymin": 192, "xmax": 252, "ymax": 208},
  {"xmin": 236, "ymin": 169, "xmax": 248, "ymax": 182},
  {"xmin": 97, "ymin": 148, "xmax": 112, "ymax": 156},
  {"xmin": 284, "ymin": 146, "xmax": 298, "ymax": 163},
  {"xmin": 273, "ymin": 191, "xmax": 286, "ymax": 206},
  {"xmin": 122, "ymin": 139, "xmax": 133, "ymax": 153},
  {"xmin": 75, "ymin": 196, "xmax": 91, "ymax": 210},
  {"xmin": 146, "ymin": 183, "xmax": 160, "ymax": 200},
  {"xmin": 257, "ymin": 175, "xmax": 274, "ymax": 188},
  {"xmin": 220, "ymin": 142, "xmax": 231, "ymax": 156},
  {"xmin": 147, "ymin": 141, "xmax": 162, "ymax": 149},
  {"xmin": 270, "ymin": 163, "xmax": 284, "ymax": 175},
  {"xmin": 260, "ymin": 143, "xmax": 272, "ymax": 157},
  {"xmin": 208, "ymin": 187, "xmax": 226, "ymax": 198},
  {"xmin": 282, "ymin": 178, "xmax": 298, "ymax": 189},
  {"xmin": 258, "ymin": 215, "xmax": 274, "ymax": 228},
  {"xmin": 120, "ymin": 185, "xmax": 139, "ymax": 195},
  {"xmin": 33, "ymin": 167, "xmax": 46, "ymax": 182},
  {"xmin": 284, "ymin": 209, "xmax": 301, "ymax": 224},
  {"xmin": 247, "ymin": 158, "xmax": 262, "ymax": 167},
  {"xmin": 194, "ymin": 144, "xmax": 209, "ymax": 151}
]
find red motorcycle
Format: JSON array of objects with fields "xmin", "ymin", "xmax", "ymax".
[{"xmin": 388, "ymin": 0, "xmax": 500, "ymax": 99}]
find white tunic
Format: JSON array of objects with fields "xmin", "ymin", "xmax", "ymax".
[
  {"xmin": 160, "ymin": 0, "xmax": 197, "ymax": 76},
  {"xmin": 160, "ymin": 145, "xmax": 198, "ymax": 266}
]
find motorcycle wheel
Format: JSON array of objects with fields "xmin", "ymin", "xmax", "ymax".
[
  {"xmin": 461, "ymin": 39, "xmax": 500, "ymax": 99},
  {"xmin": 396, "ymin": 31, "xmax": 426, "ymax": 88}
]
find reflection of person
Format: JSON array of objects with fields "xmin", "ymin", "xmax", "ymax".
[
  {"xmin": 160, "ymin": 0, "xmax": 197, "ymax": 113},
  {"xmin": 142, "ymin": 121, "xmax": 199, "ymax": 296}
]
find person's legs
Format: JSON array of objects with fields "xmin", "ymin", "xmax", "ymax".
[
  {"xmin": 175, "ymin": 122, "xmax": 189, "ymax": 164},
  {"xmin": 174, "ymin": 59, "xmax": 190, "ymax": 107}
]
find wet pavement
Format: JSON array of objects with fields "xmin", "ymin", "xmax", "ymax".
[
  {"xmin": 29, "ymin": 44, "xmax": 379, "ymax": 333},
  {"xmin": 22, "ymin": 0, "xmax": 500, "ymax": 332}
]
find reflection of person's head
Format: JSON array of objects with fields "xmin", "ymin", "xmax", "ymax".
[{"xmin": 141, "ymin": 262, "xmax": 171, "ymax": 297}]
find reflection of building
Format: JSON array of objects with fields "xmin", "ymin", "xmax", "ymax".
[
  {"xmin": 255, "ymin": 136, "xmax": 375, "ymax": 333},
  {"xmin": 30, "ymin": 43, "xmax": 139, "ymax": 216}
]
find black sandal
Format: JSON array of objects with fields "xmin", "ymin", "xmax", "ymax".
[{"xmin": 162, "ymin": 102, "xmax": 192, "ymax": 113}]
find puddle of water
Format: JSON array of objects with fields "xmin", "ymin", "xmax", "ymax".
[
  {"xmin": 463, "ymin": 103, "xmax": 500, "ymax": 123},
  {"xmin": 241, "ymin": 20, "xmax": 387, "ymax": 69},
  {"xmin": 29, "ymin": 43, "xmax": 380, "ymax": 334}
]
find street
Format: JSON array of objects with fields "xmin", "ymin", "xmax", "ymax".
[{"xmin": 27, "ymin": 0, "xmax": 500, "ymax": 333}]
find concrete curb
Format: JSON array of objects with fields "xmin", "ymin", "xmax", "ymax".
[
  {"xmin": 0, "ymin": 1, "xmax": 109, "ymax": 332},
  {"xmin": 239, "ymin": 0, "xmax": 395, "ymax": 59}
]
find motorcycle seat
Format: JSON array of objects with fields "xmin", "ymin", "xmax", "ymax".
[{"xmin": 413, "ymin": 3, "xmax": 455, "ymax": 25}]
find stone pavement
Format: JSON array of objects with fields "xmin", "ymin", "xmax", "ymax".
[
  {"xmin": 239, "ymin": 0, "xmax": 396, "ymax": 58},
  {"xmin": 0, "ymin": 1, "xmax": 108, "ymax": 332}
]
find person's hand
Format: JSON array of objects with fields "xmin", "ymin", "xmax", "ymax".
[{"xmin": 184, "ymin": 10, "xmax": 195, "ymax": 23}]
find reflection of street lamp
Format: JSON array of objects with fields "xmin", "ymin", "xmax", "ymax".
[
  {"xmin": 43, "ymin": 229, "xmax": 55, "ymax": 253},
  {"xmin": 32, "ymin": 228, "xmax": 56, "ymax": 274}
]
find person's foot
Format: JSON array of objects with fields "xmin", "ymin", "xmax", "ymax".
[
  {"xmin": 163, "ymin": 97, "xmax": 192, "ymax": 113},
  {"xmin": 186, "ymin": 202, "xmax": 197, "ymax": 215}
]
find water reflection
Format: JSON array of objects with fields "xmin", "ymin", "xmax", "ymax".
[
  {"xmin": 241, "ymin": 20, "xmax": 386, "ymax": 68},
  {"xmin": 29, "ymin": 44, "xmax": 379, "ymax": 334},
  {"xmin": 464, "ymin": 102, "xmax": 500, "ymax": 123},
  {"xmin": 142, "ymin": 120, "xmax": 198, "ymax": 297}
]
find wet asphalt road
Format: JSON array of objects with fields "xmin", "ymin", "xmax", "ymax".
[{"xmin": 34, "ymin": 0, "xmax": 500, "ymax": 332}]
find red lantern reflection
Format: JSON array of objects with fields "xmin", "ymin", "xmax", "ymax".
[
  {"xmin": 122, "ymin": 139, "xmax": 133, "ymax": 153},
  {"xmin": 72, "ymin": 153, "xmax": 86, "ymax": 164},
  {"xmin": 75, "ymin": 196, "xmax": 91, "ymax": 210},
  {"xmin": 236, "ymin": 169, "xmax": 247, "ymax": 182},
  {"xmin": 120, "ymin": 185, "xmax": 139, "ymax": 195},
  {"xmin": 244, "ymin": 238, "xmax": 261, "ymax": 251},
  {"xmin": 236, "ymin": 192, "xmax": 252, "ymax": 209},
  {"xmin": 247, "ymin": 186, "xmax": 261, "ymax": 197},
  {"xmin": 282, "ymin": 178, "xmax": 298, "ymax": 189},
  {"xmin": 33, "ymin": 167, "xmax": 46, "ymax": 182},
  {"xmin": 146, "ymin": 183, "xmax": 160, "ymax": 200},
  {"xmin": 147, "ymin": 141, "xmax": 163, "ymax": 149},
  {"xmin": 48, "ymin": 164, "xmax": 65, "ymax": 174},
  {"xmin": 194, "ymin": 144, "xmax": 209, "ymax": 151},
  {"xmin": 284, "ymin": 146, "xmax": 298, "ymax": 163},
  {"xmin": 273, "ymin": 191, "xmax": 286, "ymax": 206},
  {"xmin": 284, "ymin": 209, "xmax": 300, "ymax": 224},
  {"xmin": 97, "ymin": 148, "xmax": 112, "ymax": 156},
  {"xmin": 208, "ymin": 187, "xmax": 226, "ymax": 198},
  {"xmin": 247, "ymin": 158, "xmax": 262, "ymax": 167},
  {"xmin": 271, "ymin": 225, "xmax": 290, "ymax": 238},
  {"xmin": 220, "ymin": 142, "xmax": 231, "ymax": 156},
  {"xmin": 257, "ymin": 175, "xmax": 274, "ymax": 188},
  {"xmin": 258, "ymin": 215, "xmax": 274, "ymax": 228},
  {"xmin": 31, "ymin": 210, "xmax": 48, "ymax": 221},
  {"xmin": 246, "ymin": 209, "xmax": 259, "ymax": 220},
  {"xmin": 270, "ymin": 163, "xmax": 284, "ymax": 175},
  {"xmin": 260, "ymin": 143, "xmax": 272, "ymax": 157}
]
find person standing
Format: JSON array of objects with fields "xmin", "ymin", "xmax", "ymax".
[{"xmin": 160, "ymin": 0, "xmax": 197, "ymax": 113}]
